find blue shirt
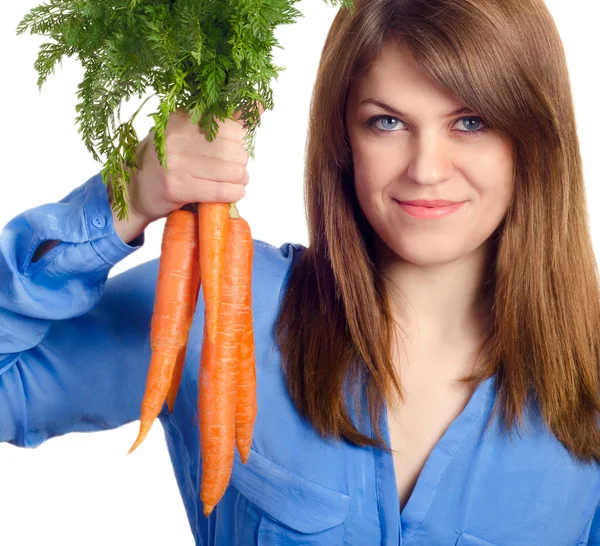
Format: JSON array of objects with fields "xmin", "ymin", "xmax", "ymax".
[{"xmin": 0, "ymin": 172, "xmax": 599, "ymax": 545}]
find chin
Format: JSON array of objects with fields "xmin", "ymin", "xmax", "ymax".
[{"xmin": 380, "ymin": 238, "xmax": 461, "ymax": 267}]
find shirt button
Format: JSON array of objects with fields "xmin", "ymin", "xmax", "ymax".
[{"xmin": 91, "ymin": 215, "xmax": 106, "ymax": 229}]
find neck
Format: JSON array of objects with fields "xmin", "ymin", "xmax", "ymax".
[{"xmin": 376, "ymin": 238, "xmax": 494, "ymax": 352}]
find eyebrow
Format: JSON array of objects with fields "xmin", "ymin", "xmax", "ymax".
[{"xmin": 359, "ymin": 98, "xmax": 476, "ymax": 118}]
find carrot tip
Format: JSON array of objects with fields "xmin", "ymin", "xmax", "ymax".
[
  {"xmin": 203, "ymin": 504, "xmax": 215, "ymax": 517},
  {"xmin": 237, "ymin": 441, "xmax": 251, "ymax": 464},
  {"xmin": 127, "ymin": 422, "xmax": 152, "ymax": 455}
]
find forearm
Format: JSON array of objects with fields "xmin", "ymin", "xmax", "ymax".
[{"xmin": 0, "ymin": 172, "xmax": 151, "ymax": 447}]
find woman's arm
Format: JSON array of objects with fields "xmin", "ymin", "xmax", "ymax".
[
  {"xmin": 29, "ymin": 173, "xmax": 149, "ymax": 264},
  {"xmin": 0, "ymin": 172, "xmax": 156, "ymax": 446}
]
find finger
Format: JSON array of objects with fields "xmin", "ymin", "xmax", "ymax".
[
  {"xmin": 170, "ymin": 108, "xmax": 247, "ymax": 145},
  {"xmin": 232, "ymin": 102, "xmax": 265, "ymax": 125},
  {"xmin": 210, "ymin": 180, "xmax": 246, "ymax": 203},
  {"xmin": 173, "ymin": 135, "xmax": 249, "ymax": 168},
  {"xmin": 202, "ymin": 102, "xmax": 265, "ymax": 143},
  {"xmin": 184, "ymin": 156, "xmax": 246, "ymax": 185},
  {"xmin": 176, "ymin": 177, "xmax": 246, "ymax": 204}
]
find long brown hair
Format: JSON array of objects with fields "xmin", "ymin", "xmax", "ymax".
[{"xmin": 274, "ymin": 0, "xmax": 600, "ymax": 462}]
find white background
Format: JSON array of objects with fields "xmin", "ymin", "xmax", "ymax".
[{"xmin": 0, "ymin": 1, "xmax": 598, "ymax": 544}]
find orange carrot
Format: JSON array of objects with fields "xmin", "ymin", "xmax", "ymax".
[
  {"xmin": 166, "ymin": 345, "xmax": 187, "ymax": 415},
  {"xmin": 167, "ymin": 260, "xmax": 201, "ymax": 414},
  {"xmin": 196, "ymin": 200, "xmax": 229, "ymax": 516},
  {"xmin": 129, "ymin": 106, "xmax": 261, "ymax": 510},
  {"xmin": 199, "ymin": 205, "xmax": 253, "ymax": 516},
  {"xmin": 234, "ymin": 223, "xmax": 256, "ymax": 464},
  {"xmin": 128, "ymin": 209, "xmax": 199, "ymax": 454},
  {"xmin": 198, "ymin": 202, "xmax": 230, "ymax": 344},
  {"xmin": 235, "ymin": 311, "xmax": 256, "ymax": 463}
]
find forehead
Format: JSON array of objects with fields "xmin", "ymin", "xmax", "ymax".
[
  {"xmin": 349, "ymin": 43, "xmax": 464, "ymax": 115},
  {"xmin": 355, "ymin": 41, "xmax": 422, "ymax": 85}
]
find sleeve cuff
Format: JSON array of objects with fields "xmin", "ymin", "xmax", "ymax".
[{"xmin": 83, "ymin": 172, "xmax": 145, "ymax": 266}]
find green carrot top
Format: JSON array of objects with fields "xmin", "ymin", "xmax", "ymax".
[{"xmin": 16, "ymin": 0, "xmax": 354, "ymax": 220}]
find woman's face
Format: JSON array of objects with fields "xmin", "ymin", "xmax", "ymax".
[{"xmin": 345, "ymin": 41, "xmax": 514, "ymax": 267}]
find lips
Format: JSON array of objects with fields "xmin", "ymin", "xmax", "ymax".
[
  {"xmin": 398, "ymin": 199, "xmax": 460, "ymax": 207},
  {"xmin": 395, "ymin": 199, "xmax": 465, "ymax": 219}
]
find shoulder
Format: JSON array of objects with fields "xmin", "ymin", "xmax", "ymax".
[
  {"xmin": 253, "ymin": 239, "xmax": 306, "ymax": 278},
  {"xmin": 250, "ymin": 239, "xmax": 306, "ymax": 306}
]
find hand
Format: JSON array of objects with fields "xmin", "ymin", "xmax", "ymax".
[{"xmin": 124, "ymin": 104, "xmax": 264, "ymax": 223}]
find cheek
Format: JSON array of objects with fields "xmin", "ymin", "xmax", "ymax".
[
  {"xmin": 461, "ymin": 174, "xmax": 514, "ymax": 256},
  {"xmin": 473, "ymin": 154, "xmax": 514, "ymax": 222},
  {"xmin": 351, "ymin": 147, "xmax": 398, "ymax": 210},
  {"xmin": 353, "ymin": 171, "xmax": 388, "ymax": 228}
]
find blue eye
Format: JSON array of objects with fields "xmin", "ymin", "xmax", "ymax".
[
  {"xmin": 367, "ymin": 116, "xmax": 402, "ymax": 132},
  {"xmin": 365, "ymin": 115, "xmax": 488, "ymax": 136},
  {"xmin": 457, "ymin": 116, "xmax": 487, "ymax": 134}
]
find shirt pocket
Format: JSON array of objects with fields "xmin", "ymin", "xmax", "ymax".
[
  {"xmin": 229, "ymin": 448, "xmax": 351, "ymax": 545},
  {"xmin": 455, "ymin": 532, "xmax": 497, "ymax": 546}
]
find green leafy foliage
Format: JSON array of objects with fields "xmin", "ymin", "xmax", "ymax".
[{"xmin": 16, "ymin": 0, "xmax": 355, "ymax": 220}]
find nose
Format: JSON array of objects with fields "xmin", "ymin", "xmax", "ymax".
[{"xmin": 406, "ymin": 132, "xmax": 454, "ymax": 186}]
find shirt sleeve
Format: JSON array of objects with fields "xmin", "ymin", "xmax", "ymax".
[{"xmin": 0, "ymin": 172, "xmax": 156, "ymax": 447}]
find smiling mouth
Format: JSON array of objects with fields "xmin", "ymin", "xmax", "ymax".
[
  {"xmin": 398, "ymin": 200, "xmax": 461, "ymax": 207},
  {"xmin": 395, "ymin": 200, "xmax": 464, "ymax": 219}
]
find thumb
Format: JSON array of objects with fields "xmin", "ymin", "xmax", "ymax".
[{"xmin": 233, "ymin": 102, "xmax": 265, "ymax": 124}]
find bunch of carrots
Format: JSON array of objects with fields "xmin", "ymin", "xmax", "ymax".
[{"xmin": 126, "ymin": 111, "xmax": 257, "ymax": 517}]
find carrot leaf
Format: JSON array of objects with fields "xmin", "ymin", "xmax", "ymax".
[{"xmin": 16, "ymin": 0, "xmax": 355, "ymax": 221}]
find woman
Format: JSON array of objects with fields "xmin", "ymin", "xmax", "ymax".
[{"xmin": 1, "ymin": 0, "xmax": 599, "ymax": 544}]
